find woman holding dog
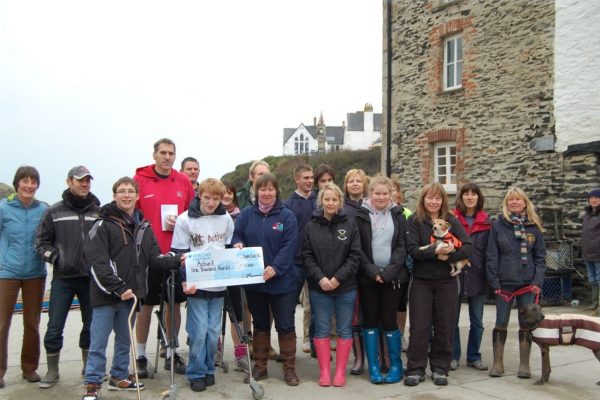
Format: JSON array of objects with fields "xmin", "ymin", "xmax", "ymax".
[
  {"xmin": 451, "ymin": 183, "xmax": 491, "ymax": 372},
  {"xmin": 487, "ymin": 186, "xmax": 546, "ymax": 379},
  {"xmin": 404, "ymin": 182, "xmax": 473, "ymax": 387},
  {"xmin": 355, "ymin": 176, "xmax": 407, "ymax": 385}
]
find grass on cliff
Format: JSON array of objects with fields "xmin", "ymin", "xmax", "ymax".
[{"xmin": 221, "ymin": 149, "xmax": 381, "ymax": 200}]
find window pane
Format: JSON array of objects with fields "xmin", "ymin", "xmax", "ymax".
[
  {"xmin": 457, "ymin": 37, "xmax": 463, "ymax": 62},
  {"xmin": 456, "ymin": 61, "xmax": 463, "ymax": 86},
  {"xmin": 437, "ymin": 147, "xmax": 446, "ymax": 157},
  {"xmin": 446, "ymin": 40, "xmax": 454, "ymax": 63},
  {"xmin": 447, "ymin": 65, "xmax": 454, "ymax": 87}
]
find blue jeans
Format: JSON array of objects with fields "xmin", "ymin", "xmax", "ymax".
[
  {"xmin": 310, "ymin": 289, "xmax": 356, "ymax": 339},
  {"xmin": 245, "ymin": 290, "xmax": 296, "ymax": 333},
  {"xmin": 186, "ymin": 296, "xmax": 223, "ymax": 381},
  {"xmin": 84, "ymin": 301, "xmax": 134, "ymax": 384},
  {"xmin": 453, "ymin": 294, "xmax": 485, "ymax": 362},
  {"xmin": 586, "ymin": 261, "xmax": 600, "ymax": 286},
  {"xmin": 44, "ymin": 276, "xmax": 92, "ymax": 353},
  {"xmin": 494, "ymin": 287, "xmax": 535, "ymax": 329}
]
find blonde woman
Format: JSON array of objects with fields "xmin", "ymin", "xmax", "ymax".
[
  {"xmin": 355, "ymin": 176, "xmax": 408, "ymax": 384},
  {"xmin": 341, "ymin": 169, "xmax": 369, "ymax": 374},
  {"xmin": 487, "ymin": 186, "xmax": 546, "ymax": 379},
  {"xmin": 303, "ymin": 183, "xmax": 361, "ymax": 387}
]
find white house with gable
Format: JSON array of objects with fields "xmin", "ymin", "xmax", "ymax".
[{"xmin": 282, "ymin": 104, "xmax": 382, "ymax": 156}]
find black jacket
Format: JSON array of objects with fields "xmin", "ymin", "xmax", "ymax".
[
  {"xmin": 303, "ymin": 209, "xmax": 361, "ymax": 294},
  {"xmin": 85, "ymin": 202, "xmax": 179, "ymax": 307},
  {"xmin": 582, "ymin": 205, "xmax": 600, "ymax": 261},
  {"xmin": 406, "ymin": 214, "xmax": 474, "ymax": 281},
  {"xmin": 354, "ymin": 204, "xmax": 408, "ymax": 286},
  {"xmin": 36, "ymin": 190, "xmax": 101, "ymax": 279},
  {"xmin": 342, "ymin": 198, "xmax": 362, "ymax": 222}
]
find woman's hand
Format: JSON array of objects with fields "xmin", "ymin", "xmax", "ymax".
[
  {"xmin": 120, "ymin": 289, "xmax": 133, "ymax": 300},
  {"xmin": 180, "ymin": 253, "xmax": 187, "ymax": 266},
  {"xmin": 494, "ymin": 288, "xmax": 502, "ymax": 295},
  {"xmin": 319, "ymin": 277, "xmax": 334, "ymax": 291},
  {"xmin": 375, "ymin": 274, "xmax": 384, "ymax": 284},
  {"xmin": 182, "ymin": 282, "xmax": 197, "ymax": 295},
  {"xmin": 530, "ymin": 285, "xmax": 541, "ymax": 295},
  {"xmin": 329, "ymin": 277, "xmax": 340, "ymax": 290},
  {"xmin": 234, "ymin": 243, "xmax": 244, "ymax": 249},
  {"xmin": 263, "ymin": 266, "xmax": 276, "ymax": 281}
]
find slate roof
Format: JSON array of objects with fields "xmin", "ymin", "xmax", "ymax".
[
  {"xmin": 282, "ymin": 123, "xmax": 319, "ymax": 145},
  {"xmin": 346, "ymin": 111, "xmax": 383, "ymax": 131}
]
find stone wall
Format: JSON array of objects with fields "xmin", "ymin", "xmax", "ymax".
[{"xmin": 382, "ymin": 0, "xmax": 598, "ymax": 264}]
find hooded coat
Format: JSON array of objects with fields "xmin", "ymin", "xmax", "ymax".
[
  {"xmin": 85, "ymin": 202, "xmax": 180, "ymax": 307},
  {"xmin": 354, "ymin": 201, "xmax": 408, "ymax": 286},
  {"xmin": 35, "ymin": 189, "xmax": 100, "ymax": 279}
]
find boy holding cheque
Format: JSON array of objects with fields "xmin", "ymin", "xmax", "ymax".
[{"xmin": 171, "ymin": 178, "xmax": 234, "ymax": 392}]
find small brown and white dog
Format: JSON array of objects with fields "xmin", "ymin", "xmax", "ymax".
[
  {"xmin": 419, "ymin": 218, "xmax": 470, "ymax": 276},
  {"xmin": 520, "ymin": 303, "xmax": 600, "ymax": 385}
]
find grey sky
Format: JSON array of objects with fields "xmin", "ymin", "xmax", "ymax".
[{"xmin": 0, "ymin": 0, "xmax": 382, "ymax": 204}]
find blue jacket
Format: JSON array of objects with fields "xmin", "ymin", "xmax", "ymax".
[
  {"xmin": 0, "ymin": 195, "xmax": 48, "ymax": 279},
  {"xmin": 232, "ymin": 201, "xmax": 297, "ymax": 294},
  {"xmin": 486, "ymin": 215, "xmax": 546, "ymax": 290},
  {"xmin": 284, "ymin": 191, "xmax": 316, "ymax": 265}
]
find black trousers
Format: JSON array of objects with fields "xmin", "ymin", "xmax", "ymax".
[
  {"xmin": 406, "ymin": 277, "xmax": 459, "ymax": 376},
  {"xmin": 358, "ymin": 282, "xmax": 402, "ymax": 331}
]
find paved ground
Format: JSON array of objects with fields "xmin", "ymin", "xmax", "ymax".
[{"xmin": 3, "ymin": 303, "xmax": 600, "ymax": 400}]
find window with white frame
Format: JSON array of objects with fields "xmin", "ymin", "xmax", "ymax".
[
  {"xmin": 443, "ymin": 34, "xmax": 463, "ymax": 90},
  {"xmin": 294, "ymin": 134, "xmax": 310, "ymax": 154},
  {"xmin": 434, "ymin": 142, "xmax": 457, "ymax": 192}
]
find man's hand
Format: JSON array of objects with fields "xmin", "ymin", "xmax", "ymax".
[
  {"xmin": 182, "ymin": 282, "xmax": 197, "ymax": 295},
  {"xmin": 165, "ymin": 215, "xmax": 177, "ymax": 231},
  {"xmin": 120, "ymin": 289, "xmax": 133, "ymax": 300},
  {"xmin": 234, "ymin": 243, "xmax": 244, "ymax": 249},
  {"xmin": 375, "ymin": 274, "xmax": 384, "ymax": 284}
]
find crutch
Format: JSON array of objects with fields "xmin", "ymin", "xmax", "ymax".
[
  {"xmin": 128, "ymin": 293, "xmax": 142, "ymax": 400},
  {"xmin": 152, "ymin": 296, "xmax": 168, "ymax": 377},
  {"xmin": 161, "ymin": 268, "xmax": 178, "ymax": 400},
  {"xmin": 226, "ymin": 289, "xmax": 264, "ymax": 400},
  {"xmin": 217, "ymin": 302, "xmax": 229, "ymax": 372}
]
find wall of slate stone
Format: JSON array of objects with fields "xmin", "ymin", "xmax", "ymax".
[{"xmin": 382, "ymin": 0, "xmax": 598, "ymax": 266}]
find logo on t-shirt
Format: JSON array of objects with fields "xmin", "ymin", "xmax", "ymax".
[
  {"xmin": 272, "ymin": 222, "xmax": 284, "ymax": 231},
  {"xmin": 337, "ymin": 229, "xmax": 348, "ymax": 241}
]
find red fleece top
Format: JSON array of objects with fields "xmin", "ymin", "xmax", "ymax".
[{"xmin": 134, "ymin": 164, "xmax": 195, "ymax": 253}]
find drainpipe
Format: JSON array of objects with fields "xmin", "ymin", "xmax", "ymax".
[{"xmin": 385, "ymin": 0, "xmax": 393, "ymax": 177}]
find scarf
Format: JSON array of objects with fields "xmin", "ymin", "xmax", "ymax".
[
  {"xmin": 258, "ymin": 199, "xmax": 275, "ymax": 215},
  {"xmin": 63, "ymin": 189, "xmax": 97, "ymax": 211},
  {"xmin": 509, "ymin": 213, "xmax": 528, "ymax": 265}
]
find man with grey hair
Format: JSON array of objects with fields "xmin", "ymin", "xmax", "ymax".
[
  {"xmin": 133, "ymin": 138, "xmax": 195, "ymax": 377},
  {"xmin": 36, "ymin": 165, "xmax": 101, "ymax": 388}
]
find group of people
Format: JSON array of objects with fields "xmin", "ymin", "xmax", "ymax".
[{"xmin": 1, "ymin": 135, "xmax": 598, "ymax": 398}]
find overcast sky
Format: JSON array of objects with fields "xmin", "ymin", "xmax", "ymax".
[{"xmin": 0, "ymin": 0, "xmax": 383, "ymax": 203}]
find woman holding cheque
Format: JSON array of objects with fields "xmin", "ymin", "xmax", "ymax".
[
  {"xmin": 171, "ymin": 178, "xmax": 234, "ymax": 393},
  {"xmin": 303, "ymin": 183, "xmax": 361, "ymax": 387},
  {"xmin": 232, "ymin": 174, "xmax": 299, "ymax": 386}
]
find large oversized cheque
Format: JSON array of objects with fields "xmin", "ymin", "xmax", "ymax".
[{"xmin": 184, "ymin": 247, "xmax": 265, "ymax": 289}]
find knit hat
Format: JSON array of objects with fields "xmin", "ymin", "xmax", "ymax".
[{"xmin": 589, "ymin": 189, "xmax": 600, "ymax": 198}]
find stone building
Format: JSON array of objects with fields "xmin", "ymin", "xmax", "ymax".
[{"xmin": 382, "ymin": 0, "xmax": 600, "ymax": 261}]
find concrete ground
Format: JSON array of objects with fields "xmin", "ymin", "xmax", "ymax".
[{"xmin": 3, "ymin": 303, "xmax": 600, "ymax": 400}]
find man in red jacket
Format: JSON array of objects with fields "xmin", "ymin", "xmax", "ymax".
[{"xmin": 133, "ymin": 138, "xmax": 195, "ymax": 377}]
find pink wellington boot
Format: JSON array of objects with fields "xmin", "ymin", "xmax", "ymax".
[
  {"xmin": 333, "ymin": 338, "xmax": 353, "ymax": 387},
  {"xmin": 314, "ymin": 338, "xmax": 332, "ymax": 386}
]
